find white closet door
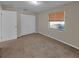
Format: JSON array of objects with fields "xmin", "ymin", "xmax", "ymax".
[
  {"xmin": 21, "ymin": 14, "xmax": 35, "ymax": 36},
  {"xmin": 0, "ymin": 10, "xmax": 1, "ymax": 41},
  {"xmin": 2, "ymin": 10, "xmax": 17, "ymax": 41}
]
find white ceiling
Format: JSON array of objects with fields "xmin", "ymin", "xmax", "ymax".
[{"xmin": 0, "ymin": 1, "xmax": 72, "ymax": 13}]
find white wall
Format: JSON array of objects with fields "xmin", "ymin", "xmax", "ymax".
[
  {"xmin": 21, "ymin": 14, "xmax": 35, "ymax": 36},
  {"xmin": 0, "ymin": 5, "xmax": 2, "ymax": 41},
  {"xmin": 2, "ymin": 5, "xmax": 36, "ymax": 15},
  {"xmin": 0, "ymin": 5, "xmax": 1, "ymax": 10},
  {"xmin": 36, "ymin": 2, "xmax": 79, "ymax": 49},
  {"xmin": 0, "ymin": 10, "xmax": 1, "ymax": 41},
  {"xmin": 2, "ymin": 5, "xmax": 36, "ymax": 37}
]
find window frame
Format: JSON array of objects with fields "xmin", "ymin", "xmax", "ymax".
[{"xmin": 48, "ymin": 11, "xmax": 65, "ymax": 31}]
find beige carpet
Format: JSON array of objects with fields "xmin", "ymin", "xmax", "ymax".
[{"xmin": 0, "ymin": 33, "xmax": 79, "ymax": 58}]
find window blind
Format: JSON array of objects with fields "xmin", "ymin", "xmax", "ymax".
[{"xmin": 49, "ymin": 11, "xmax": 64, "ymax": 21}]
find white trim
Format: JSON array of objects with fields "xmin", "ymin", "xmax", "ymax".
[
  {"xmin": 0, "ymin": 38, "xmax": 17, "ymax": 42},
  {"xmin": 17, "ymin": 35, "xmax": 22, "ymax": 37},
  {"xmin": 38, "ymin": 32, "xmax": 79, "ymax": 50},
  {"xmin": 18, "ymin": 32, "xmax": 37, "ymax": 38}
]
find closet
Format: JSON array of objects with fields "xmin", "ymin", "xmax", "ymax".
[
  {"xmin": 0, "ymin": 10, "xmax": 36, "ymax": 42},
  {"xmin": 0, "ymin": 10, "xmax": 17, "ymax": 42}
]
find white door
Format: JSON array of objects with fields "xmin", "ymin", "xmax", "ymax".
[
  {"xmin": 0, "ymin": 10, "xmax": 1, "ymax": 41},
  {"xmin": 21, "ymin": 14, "xmax": 35, "ymax": 36},
  {"xmin": 2, "ymin": 10, "xmax": 17, "ymax": 41}
]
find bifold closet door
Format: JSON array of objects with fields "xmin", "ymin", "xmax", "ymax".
[
  {"xmin": 21, "ymin": 14, "xmax": 35, "ymax": 36},
  {"xmin": 0, "ymin": 10, "xmax": 1, "ymax": 41},
  {"xmin": 2, "ymin": 10, "xmax": 17, "ymax": 41}
]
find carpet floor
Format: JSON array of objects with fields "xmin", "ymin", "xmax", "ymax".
[{"xmin": 0, "ymin": 33, "xmax": 79, "ymax": 58}]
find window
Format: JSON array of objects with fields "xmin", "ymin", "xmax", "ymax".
[{"xmin": 49, "ymin": 11, "xmax": 65, "ymax": 31}]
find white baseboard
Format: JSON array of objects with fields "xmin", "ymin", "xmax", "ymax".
[
  {"xmin": 38, "ymin": 32, "xmax": 79, "ymax": 50},
  {"xmin": 0, "ymin": 37, "xmax": 17, "ymax": 42},
  {"xmin": 18, "ymin": 32, "xmax": 37, "ymax": 38}
]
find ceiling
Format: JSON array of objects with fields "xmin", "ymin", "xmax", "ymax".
[{"xmin": 0, "ymin": 1, "xmax": 72, "ymax": 13}]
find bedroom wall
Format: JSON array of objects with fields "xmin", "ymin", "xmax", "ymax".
[
  {"xmin": 36, "ymin": 2, "xmax": 79, "ymax": 49},
  {"xmin": 2, "ymin": 5, "xmax": 36, "ymax": 37},
  {"xmin": 0, "ymin": 5, "xmax": 2, "ymax": 10},
  {"xmin": 0, "ymin": 10, "xmax": 1, "ymax": 40}
]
